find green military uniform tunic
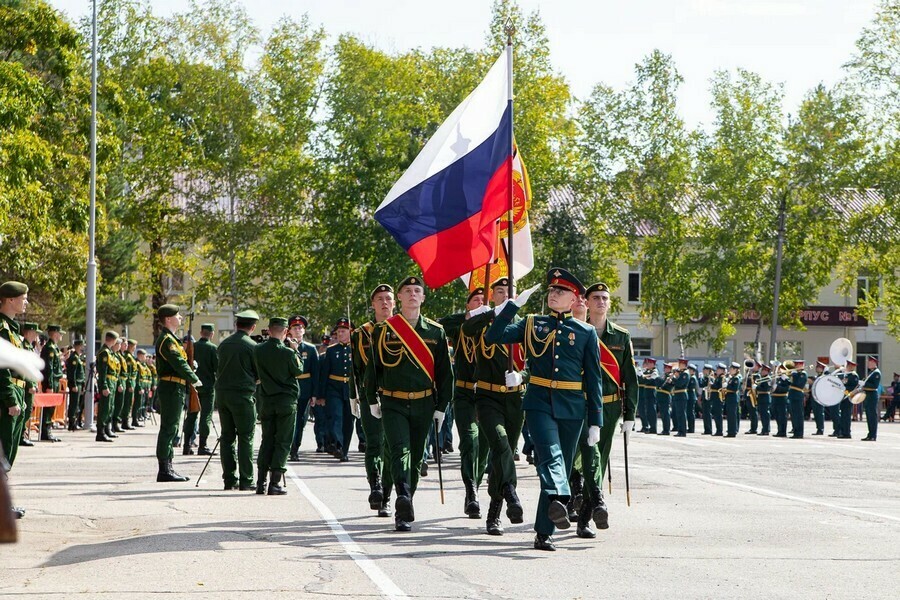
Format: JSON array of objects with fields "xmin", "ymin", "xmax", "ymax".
[
  {"xmin": 184, "ymin": 337, "xmax": 218, "ymax": 446},
  {"xmin": 352, "ymin": 322, "xmax": 392, "ymax": 495},
  {"xmin": 40, "ymin": 339, "xmax": 63, "ymax": 432},
  {"xmin": 66, "ymin": 349, "xmax": 86, "ymax": 425},
  {"xmin": 255, "ymin": 338, "xmax": 303, "ymax": 475},
  {"xmin": 154, "ymin": 328, "xmax": 200, "ymax": 462},
  {"xmin": 363, "ymin": 314, "xmax": 453, "ymax": 499},
  {"xmin": 96, "ymin": 345, "xmax": 119, "ymax": 428},
  {"xmin": 0, "ymin": 315, "xmax": 27, "ymax": 467},
  {"xmin": 111, "ymin": 349, "xmax": 127, "ymax": 430},
  {"xmin": 214, "ymin": 330, "xmax": 258, "ymax": 488},
  {"xmin": 20, "ymin": 338, "xmax": 36, "ymax": 441},
  {"xmin": 119, "ymin": 349, "xmax": 139, "ymax": 424}
]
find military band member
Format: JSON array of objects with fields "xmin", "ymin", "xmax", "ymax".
[
  {"xmin": 319, "ymin": 318, "xmax": 353, "ymax": 461},
  {"xmin": 439, "ymin": 285, "xmax": 489, "ymax": 520},
  {"xmin": 809, "ymin": 358, "xmax": 829, "ymax": 435},
  {"xmin": 771, "ymin": 362, "xmax": 791, "ymax": 438},
  {"xmin": 671, "ymin": 358, "xmax": 690, "ymax": 437},
  {"xmin": 65, "ymin": 339, "xmax": 86, "ymax": 431},
  {"xmin": 686, "ymin": 363, "xmax": 699, "ymax": 434},
  {"xmin": 39, "ymin": 324, "xmax": 65, "ymax": 441},
  {"xmin": 657, "ymin": 363, "xmax": 674, "ymax": 435},
  {"xmin": 289, "ymin": 315, "xmax": 319, "ymax": 461},
  {"xmin": 188, "ymin": 324, "xmax": 218, "ymax": 456},
  {"xmin": 154, "ymin": 304, "xmax": 200, "ymax": 483},
  {"xmin": 639, "ymin": 358, "xmax": 660, "ymax": 434},
  {"xmin": 0, "ymin": 281, "xmax": 31, "ymax": 520},
  {"xmin": 463, "ymin": 278, "xmax": 527, "ymax": 535},
  {"xmin": 743, "ymin": 361, "xmax": 760, "ymax": 435},
  {"xmin": 723, "ymin": 362, "xmax": 742, "ymax": 437},
  {"xmin": 19, "ymin": 323, "xmax": 39, "ymax": 446},
  {"xmin": 710, "ymin": 363, "xmax": 726, "ymax": 436},
  {"xmin": 364, "ymin": 276, "xmax": 453, "ymax": 533},
  {"xmin": 96, "ymin": 331, "xmax": 120, "ymax": 442},
  {"xmin": 861, "ymin": 356, "xmax": 881, "ymax": 442},
  {"xmin": 754, "ymin": 363, "xmax": 773, "ymax": 435},
  {"xmin": 788, "ymin": 359, "xmax": 807, "ymax": 439},
  {"xmin": 699, "ymin": 364, "xmax": 713, "ymax": 435},
  {"xmin": 351, "ymin": 287, "xmax": 393, "ymax": 517},
  {"xmin": 485, "ymin": 268, "xmax": 603, "ymax": 551},
  {"xmin": 834, "ymin": 359, "xmax": 858, "ymax": 439}
]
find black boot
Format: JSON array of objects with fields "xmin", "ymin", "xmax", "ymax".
[
  {"xmin": 157, "ymin": 459, "xmax": 187, "ymax": 482},
  {"xmin": 96, "ymin": 427, "xmax": 113, "ymax": 442},
  {"xmin": 111, "ymin": 421, "xmax": 122, "ymax": 433},
  {"xmin": 256, "ymin": 468, "xmax": 268, "ymax": 495},
  {"xmin": 485, "ymin": 498, "xmax": 503, "ymax": 536},
  {"xmin": 394, "ymin": 515, "xmax": 412, "ymax": 532},
  {"xmin": 105, "ymin": 424, "xmax": 118, "ymax": 438},
  {"xmin": 198, "ymin": 436, "xmax": 214, "ymax": 455},
  {"xmin": 68, "ymin": 418, "xmax": 76, "ymax": 431},
  {"xmin": 576, "ymin": 501, "xmax": 596, "ymax": 538},
  {"xmin": 591, "ymin": 491, "xmax": 610, "ymax": 530},
  {"xmin": 547, "ymin": 498, "xmax": 571, "ymax": 530},
  {"xmin": 121, "ymin": 417, "xmax": 134, "ymax": 431},
  {"xmin": 182, "ymin": 443, "xmax": 195, "ymax": 455},
  {"xmin": 534, "ymin": 533, "xmax": 556, "ymax": 551},
  {"xmin": 167, "ymin": 459, "xmax": 189, "ymax": 482},
  {"xmin": 267, "ymin": 470, "xmax": 287, "ymax": 495},
  {"xmin": 501, "ymin": 482, "xmax": 523, "ymax": 524},
  {"xmin": 132, "ymin": 416, "xmax": 143, "ymax": 428},
  {"xmin": 570, "ymin": 470, "xmax": 584, "ymax": 513},
  {"xmin": 463, "ymin": 479, "xmax": 481, "ymax": 519},
  {"xmin": 395, "ymin": 482, "xmax": 415, "ymax": 522},
  {"xmin": 378, "ymin": 486, "xmax": 392, "ymax": 517},
  {"xmin": 368, "ymin": 475, "xmax": 384, "ymax": 511}
]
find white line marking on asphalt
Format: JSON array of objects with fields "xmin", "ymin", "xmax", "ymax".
[
  {"xmin": 636, "ymin": 464, "xmax": 900, "ymax": 524},
  {"xmin": 286, "ymin": 466, "xmax": 410, "ymax": 600}
]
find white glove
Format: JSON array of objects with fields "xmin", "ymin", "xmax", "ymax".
[
  {"xmin": 493, "ymin": 299, "xmax": 510, "ymax": 315},
  {"xmin": 587, "ymin": 425, "xmax": 600, "ymax": 446},
  {"xmin": 192, "ymin": 359, "xmax": 198, "ymax": 369},
  {"xmin": 514, "ymin": 284, "xmax": 541, "ymax": 307},
  {"xmin": 468, "ymin": 305, "xmax": 491, "ymax": 317},
  {"xmin": 370, "ymin": 403, "xmax": 382, "ymax": 419},
  {"xmin": 620, "ymin": 420, "xmax": 634, "ymax": 441},
  {"xmin": 193, "ymin": 380, "xmax": 203, "ymax": 388},
  {"xmin": 505, "ymin": 370, "xmax": 523, "ymax": 387},
  {"xmin": 433, "ymin": 410, "xmax": 445, "ymax": 432},
  {"xmin": 0, "ymin": 337, "xmax": 44, "ymax": 382},
  {"xmin": 350, "ymin": 396, "xmax": 360, "ymax": 418}
]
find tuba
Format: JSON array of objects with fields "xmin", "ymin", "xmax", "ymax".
[{"xmin": 829, "ymin": 338, "xmax": 853, "ymax": 367}]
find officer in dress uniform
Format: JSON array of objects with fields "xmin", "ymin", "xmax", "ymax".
[
  {"xmin": 364, "ymin": 276, "xmax": 453, "ymax": 533},
  {"xmin": 699, "ymin": 364, "xmax": 713, "ymax": 435},
  {"xmin": 39, "ymin": 324, "xmax": 65, "ymax": 441},
  {"xmin": 771, "ymin": 362, "xmax": 791, "ymax": 437},
  {"xmin": 254, "ymin": 317, "xmax": 304, "ymax": 494},
  {"xmin": 724, "ymin": 362, "xmax": 742, "ymax": 437},
  {"xmin": 95, "ymin": 331, "xmax": 120, "ymax": 442},
  {"xmin": 216, "ymin": 310, "xmax": 260, "ymax": 490},
  {"xmin": 462, "ymin": 278, "xmax": 527, "ymax": 535},
  {"xmin": 18, "ymin": 323, "xmax": 39, "ymax": 446},
  {"xmin": 657, "ymin": 363, "xmax": 675, "ymax": 435},
  {"xmin": 153, "ymin": 304, "xmax": 200, "ymax": 483},
  {"xmin": 439, "ymin": 286, "xmax": 489, "ymax": 520},
  {"xmin": 351, "ymin": 287, "xmax": 393, "ymax": 517},
  {"xmin": 861, "ymin": 356, "xmax": 881, "ymax": 441},
  {"xmin": 484, "ymin": 268, "xmax": 603, "ymax": 551},
  {"xmin": 809, "ymin": 358, "xmax": 829, "ymax": 435},
  {"xmin": 671, "ymin": 358, "xmax": 690, "ymax": 437},
  {"xmin": 65, "ymin": 339, "xmax": 86, "ymax": 431},
  {"xmin": 288, "ymin": 315, "xmax": 319, "ymax": 461},
  {"xmin": 754, "ymin": 363, "xmax": 773, "ymax": 435},
  {"xmin": 710, "ymin": 363, "xmax": 726, "ymax": 436},
  {"xmin": 686, "ymin": 363, "xmax": 699, "ymax": 434},
  {"xmin": 319, "ymin": 318, "xmax": 353, "ymax": 461},
  {"xmin": 639, "ymin": 358, "xmax": 660, "ymax": 434},
  {"xmin": 788, "ymin": 359, "xmax": 808, "ymax": 439}
]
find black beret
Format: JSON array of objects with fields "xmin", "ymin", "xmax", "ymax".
[
  {"xmin": 397, "ymin": 276, "xmax": 426, "ymax": 292},
  {"xmin": 584, "ymin": 282, "xmax": 610, "ymax": 297},
  {"xmin": 370, "ymin": 284, "xmax": 394, "ymax": 301},
  {"xmin": 467, "ymin": 287, "xmax": 485, "ymax": 302}
]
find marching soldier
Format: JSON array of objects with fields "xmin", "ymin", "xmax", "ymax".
[
  {"xmin": 462, "ymin": 278, "xmax": 527, "ymax": 535},
  {"xmin": 439, "ymin": 286, "xmax": 489, "ymax": 520},
  {"xmin": 485, "ymin": 268, "xmax": 603, "ymax": 551},
  {"xmin": 672, "ymin": 358, "xmax": 690, "ymax": 437},
  {"xmin": 809, "ymin": 358, "xmax": 829, "ymax": 435},
  {"xmin": 312, "ymin": 333, "xmax": 332, "ymax": 452},
  {"xmin": 755, "ymin": 363, "xmax": 773, "ymax": 435},
  {"xmin": 657, "ymin": 363, "xmax": 674, "ymax": 435},
  {"xmin": 153, "ymin": 304, "xmax": 200, "ymax": 483},
  {"xmin": 39, "ymin": 324, "xmax": 65, "ymax": 441},
  {"xmin": 216, "ymin": 310, "xmax": 260, "ymax": 491},
  {"xmin": 861, "ymin": 356, "xmax": 881, "ymax": 442},
  {"xmin": 699, "ymin": 364, "xmax": 713, "ymax": 435},
  {"xmin": 350, "ymin": 287, "xmax": 393, "ymax": 517},
  {"xmin": 788, "ymin": 359, "xmax": 807, "ymax": 439},
  {"xmin": 364, "ymin": 276, "xmax": 453, "ymax": 533},
  {"xmin": 771, "ymin": 362, "xmax": 790, "ymax": 437},
  {"xmin": 65, "ymin": 339, "xmax": 86, "ymax": 431},
  {"xmin": 288, "ymin": 315, "xmax": 319, "ymax": 461},
  {"xmin": 709, "ymin": 363, "xmax": 726, "ymax": 436},
  {"xmin": 639, "ymin": 358, "xmax": 660, "ymax": 434},
  {"xmin": 188, "ymin": 324, "xmax": 218, "ymax": 456},
  {"xmin": 120, "ymin": 339, "xmax": 139, "ymax": 431},
  {"xmin": 19, "ymin": 323, "xmax": 39, "ymax": 446},
  {"xmin": 254, "ymin": 317, "xmax": 304, "ymax": 494},
  {"xmin": 95, "ymin": 331, "xmax": 119, "ymax": 442},
  {"xmin": 686, "ymin": 363, "xmax": 699, "ymax": 434},
  {"xmin": 319, "ymin": 318, "xmax": 353, "ymax": 461}
]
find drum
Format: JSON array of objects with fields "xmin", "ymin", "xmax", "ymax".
[
  {"xmin": 850, "ymin": 391, "xmax": 867, "ymax": 405},
  {"xmin": 812, "ymin": 374, "xmax": 845, "ymax": 407}
]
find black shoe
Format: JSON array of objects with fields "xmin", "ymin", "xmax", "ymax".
[
  {"xmin": 463, "ymin": 480, "xmax": 481, "ymax": 519},
  {"xmin": 40, "ymin": 432, "xmax": 61, "ymax": 442},
  {"xmin": 157, "ymin": 460, "xmax": 189, "ymax": 482},
  {"xmin": 547, "ymin": 499, "xmax": 570, "ymax": 530},
  {"xmin": 862, "ymin": 437, "xmax": 876, "ymax": 442},
  {"xmin": 675, "ymin": 433, "xmax": 687, "ymax": 437},
  {"xmin": 566, "ymin": 497, "xmax": 579, "ymax": 522},
  {"xmin": 20, "ymin": 437, "xmax": 34, "ymax": 447},
  {"xmin": 744, "ymin": 430, "xmax": 757, "ymax": 435},
  {"xmin": 592, "ymin": 494, "xmax": 610, "ymax": 530},
  {"xmin": 256, "ymin": 469, "xmax": 268, "ymax": 495},
  {"xmin": 339, "ymin": 455, "xmax": 349, "ymax": 462},
  {"xmin": 288, "ymin": 452, "xmax": 300, "ymax": 462},
  {"xmin": 758, "ymin": 432, "xmax": 769, "ymax": 436},
  {"xmin": 224, "ymin": 483, "xmax": 238, "ymax": 490},
  {"xmin": 442, "ymin": 441, "xmax": 454, "ymax": 454},
  {"xmin": 394, "ymin": 516, "xmax": 411, "ymax": 532},
  {"xmin": 121, "ymin": 419, "xmax": 134, "ymax": 431},
  {"xmin": 316, "ymin": 446, "xmax": 324, "ymax": 453},
  {"xmin": 395, "ymin": 494, "xmax": 415, "ymax": 523},
  {"xmin": 105, "ymin": 425, "xmax": 118, "ymax": 438},
  {"xmin": 358, "ymin": 442, "xmax": 366, "ymax": 453},
  {"xmin": 837, "ymin": 434, "xmax": 851, "ymax": 439},
  {"xmin": 774, "ymin": 433, "xmax": 787, "ymax": 438},
  {"xmin": 525, "ymin": 453, "xmax": 534, "ymax": 465},
  {"xmin": 332, "ymin": 450, "xmax": 342, "ymax": 460},
  {"xmin": 502, "ymin": 483, "xmax": 523, "ymax": 524},
  {"xmin": 95, "ymin": 430, "xmax": 113, "ymax": 442},
  {"xmin": 267, "ymin": 471, "xmax": 287, "ymax": 495},
  {"xmin": 239, "ymin": 483, "xmax": 254, "ymax": 491},
  {"xmin": 378, "ymin": 490, "xmax": 392, "ymax": 517},
  {"xmin": 828, "ymin": 432, "xmax": 838, "ymax": 437},
  {"xmin": 534, "ymin": 533, "xmax": 556, "ymax": 551},
  {"xmin": 12, "ymin": 506, "xmax": 25, "ymax": 519},
  {"xmin": 112, "ymin": 423, "xmax": 122, "ymax": 433},
  {"xmin": 813, "ymin": 430, "xmax": 824, "ymax": 435},
  {"xmin": 713, "ymin": 432, "xmax": 723, "ymax": 437},
  {"xmin": 658, "ymin": 432, "xmax": 670, "ymax": 436},
  {"xmin": 183, "ymin": 445, "xmax": 195, "ymax": 455},
  {"xmin": 485, "ymin": 498, "xmax": 503, "ymax": 535},
  {"xmin": 132, "ymin": 419, "xmax": 144, "ymax": 428},
  {"xmin": 576, "ymin": 510, "xmax": 596, "ymax": 538},
  {"xmin": 790, "ymin": 434, "xmax": 803, "ymax": 439},
  {"xmin": 368, "ymin": 478, "xmax": 384, "ymax": 511},
  {"xmin": 420, "ymin": 462, "xmax": 428, "ymax": 477},
  {"xmin": 198, "ymin": 446, "xmax": 215, "ymax": 456},
  {"xmin": 725, "ymin": 433, "xmax": 737, "ymax": 438}
]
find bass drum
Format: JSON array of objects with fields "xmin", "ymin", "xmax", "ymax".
[
  {"xmin": 851, "ymin": 391, "xmax": 867, "ymax": 405},
  {"xmin": 812, "ymin": 374, "xmax": 845, "ymax": 407}
]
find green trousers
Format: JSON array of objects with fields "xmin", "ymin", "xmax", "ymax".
[
  {"xmin": 113, "ymin": 386, "xmax": 126, "ymax": 425},
  {"xmin": 119, "ymin": 386, "xmax": 135, "ymax": 421},
  {"xmin": 155, "ymin": 381, "xmax": 185, "ymax": 462},
  {"xmin": 382, "ymin": 397, "xmax": 433, "ymax": 496},
  {"xmin": 98, "ymin": 389, "xmax": 112, "ymax": 426},
  {"xmin": 218, "ymin": 390, "xmax": 257, "ymax": 487},
  {"xmin": 453, "ymin": 390, "xmax": 489, "ymax": 488},
  {"xmin": 67, "ymin": 389, "xmax": 83, "ymax": 422},
  {"xmin": 0, "ymin": 386, "xmax": 26, "ymax": 467},
  {"xmin": 22, "ymin": 390, "xmax": 33, "ymax": 436},
  {"xmin": 131, "ymin": 389, "xmax": 144, "ymax": 421},
  {"xmin": 576, "ymin": 400, "xmax": 621, "ymax": 503},
  {"xmin": 257, "ymin": 399, "xmax": 296, "ymax": 473},
  {"xmin": 360, "ymin": 399, "xmax": 392, "ymax": 489},
  {"xmin": 476, "ymin": 391, "xmax": 524, "ymax": 500},
  {"xmin": 198, "ymin": 390, "xmax": 215, "ymax": 439},
  {"xmin": 41, "ymin": 380, "xmax": 59, "ymax": 429}
]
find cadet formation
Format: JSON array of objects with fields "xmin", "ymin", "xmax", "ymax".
[{"xmin": 1, "ymin": 275, "xmax": 897, "ymax": 551}]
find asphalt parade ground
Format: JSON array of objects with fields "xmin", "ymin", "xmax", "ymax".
[{"xmin": 4, "ymin": 417, "xmax": 900, "ymax": 600}]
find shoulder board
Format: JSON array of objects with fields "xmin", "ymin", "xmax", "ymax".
[
  {"xmin": 611, "ymin": 322, "xmax": 629, "ymax": 334},
  {"xmin": 423, "ymin": 317, "xmax": 443, "ymax": 329},
  {"xmin": 363, "ymin": 321, "xmax": 375, "ymax": 333},
  {"xmin": 1, "ymin": 321, "xmax": 9, "ymax": 331}
]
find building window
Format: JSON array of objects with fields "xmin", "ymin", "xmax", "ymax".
[
  {"xmin": 857, "ymin": 342, "xmax": 880, "ymax": 378},
  {"xmin": 743, "ymin": 342, "xmax": 767, "ymax": 362},
  {"xmin": 164, "ymin": 270, "xmax": 184, "ymax": 294},
  {"xmin": 779, "ymin": 340, "xmax": 803, "ymax": 360},
  {"xmin": 627, "ymin": 271, "xmax": 641, "ymax": 303},
  {"xmin": 857, "ymin": 276, "xmax": 869, "ymax": 303},
  {"xmin": 632, "ymin": 338, "xmax": 652, "ymax": 357}
]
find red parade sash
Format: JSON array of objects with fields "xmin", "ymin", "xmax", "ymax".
[
  {"xmin": 509, "ymin": 344, "xmax": 525, "ymax": 371},
  {"xmin": 385, "ymin": 315, "xmax": 435, "ymax": 382},
  {"xmin": 598, "ymin": 339, "xmax": 621, "ymax": 388}
]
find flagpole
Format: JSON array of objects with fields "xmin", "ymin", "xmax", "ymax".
[{"xmin": 505, "ymin": 19, "xmax": 515, "ymax": 302}]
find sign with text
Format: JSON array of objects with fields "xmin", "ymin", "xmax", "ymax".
[{"xmin": 694, "ymin": 307, "xmax": 869, "ymax": 327}]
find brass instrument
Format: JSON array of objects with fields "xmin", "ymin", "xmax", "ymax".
[
  {"xmin": 742, "ymin": 359, "xmax": 758, "ymax": 407},
  {"xmin": 718, "ymin": 375, "xmax": 727, "ymax": 401}
]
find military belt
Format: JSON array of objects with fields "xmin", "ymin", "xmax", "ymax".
[
  {"xmin": 863, "ymin": 387, "xmax": 877, "ymax": 392},
  {"xmin": 476, "ymin": 380, "xmax": 525, "ymax": 393},
  {"xmin": 529, "ymin": 376, "xmax": 582, "ymax": 391},
  {"xmin": 603, "ymin": 394, "xmax": 618, "ymax": 404},
  {"xmin": 296, "ymin": 373, "xmax": 311, "ymax": 379},
  {"xmin": 673, "ymin": 388, "xmax": 687, "ymax": 393},
  {"xmin": 657, "ymin": 389, "xmax": 672, "ymax": 396},
  {"xmin": 772, "ymin": 392, "xmax": 788, "ymax": 397},
  {"xmin": 455, "ymin": 380, "xmax": 475, "ymax": 390},
  {"xmin": 381, "ymin": 388, "xmax": 433, "ymax": 400},
  {"xmin": 329, "ymin": 374, "xmax": 350, "ymax": 383},
  {"xmin": 10, "ymin": 378, "xmax": 26, "ymax": 388},
  {"xmin": 160, "ymin": 376, "xmax": 186, "ymax": 385},
  {"xmin": 789, "ymin": 386, "xmax": 805, "ymax": 392}
]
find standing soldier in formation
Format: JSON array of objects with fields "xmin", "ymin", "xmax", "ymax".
[
  {"xmin": 698, "ymin": 364, "xmax": 713, "ymax": 435},
  {"xmin": 112, "ymin": 338, "xmax": 128, "ymax": 434},
  {"xmin": 66, "ymin": 339, "xmax": 86, "ymax": 431},
  {"xmin": 861, "ymin": 356, "xmax": 881, "ymax": 442},
  {"xmin": 686, "ymin": 363, "xmax": 699, "ymax": 434},
  {"xmin": 254, "ymin": 317, "xmax": 303, "ymax": 495},
  {"xmin": 671, "ymin": 359, "xmax": 690, "ymax": 437},
  {"xmin": 882, "ymin": 372, "xmax": 900, "ymax": 421},
  {"xmin": 319, "ymin": 318, "xmax": 353, "ymax": 461},
  {"xmin": 709, "ymin": 363, "xmax": 726, "ymax": 436},
  {"xmin": 0, "ymin": 281, "xmax": 31, "ymax": 520},
  {"xmin": 724, "ymin": 362, "xmax": 742, "ymax": 437},
  {"xmin": 216, "ymin": 310, "xmax": 260, "ymax": 490},
  {"xmin": 95, "ymin": 331, "xmax": 120, "ymax": 442},
  {"xmin": 439, "ymin": 286, "xmax": 488, "ymax": 520},
  {"xmin": 788, "ymin": 359, "xmax": 807, "ymax": 439},
  {"xmin": 771, "ymin": 362, "xmax": 791, "ymax": 437},
  {"xmin": 639, "ymin": 358, "xmax": 660, "ymax": 434},
  {"xmin": 485, "ymin": 268, "xmax": 603, "ymax": 552},
  {"xmin": 19, "ymin": 323, "xmax": 39, "ymax": 446},
  {"xmin": 39, "ymin": 324, "xmax": 65, "ymax": 441},
  {"xmin": 189, "ymin": 324, "xmax": 218, "ymax": 456},
  {"xmin": 834, "ymin": 359, "xmax": 858, "ymax": 439},
  {"xmin": 463, "ymin": 277, "xmax": 527, "ymax": 535},
  {"xmin": 809, "ymin": 358, "xmax": 829, "ymax": 435},
  {"xmin": 153, "ymin": 304, "xmax": 200, "ymax": 483},
  {"xmin": 755, "ymin": 363, "xmax": 773, "ymax": 435},
  {"xmin": 743, "ymin": 361, "xmax": 760, "ymax": 435},
  {"xmin": 289, "ymin": 315, "xmax": 319, "ymax": 462},
  {"xmin": 364, "ymin": 276, "xmax": 453, "ymax": 533},
  {"xmin": 312, "ymin": 334, "xmax": 332, "ymax": 452},
  {"xmin": 351, "ymin": 287, "xmax": 394, "ymax": 517},
  {"xmin": 134, "ymin": 348, "xmax": 150, "ymax": 426},
  {"xmin": 120, "ymin": 339, "xmax": 139, "ymax": 431},
  {"xmin": 657, "ymin": 363, "xmax": 674, "ymax": 435}
]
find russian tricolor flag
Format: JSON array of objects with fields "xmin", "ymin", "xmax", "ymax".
[{"xmin": 375, "ymin": 52, "xmax": 512, "ymax": 289}]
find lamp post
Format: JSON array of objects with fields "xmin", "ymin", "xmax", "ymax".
[{"xmin": 84, "ymin": 0, "xmax": 99, "ymax": 430}]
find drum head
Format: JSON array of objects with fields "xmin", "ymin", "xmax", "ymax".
[
  {"xmin": 851, "ymin": 391, "xmax": 866, "ymax": 405},
  {"xmin": 812, "ymin": 375, "xmax": 844, "ymax": 407}
]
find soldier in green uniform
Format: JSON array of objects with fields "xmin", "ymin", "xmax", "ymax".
[
  {"xmin": 185, "ymin": 324, "xmax": 218, "ymax": 456},
  {"xmin": 861, "ymin": 356, "xmax": 881, "ymax": 442},
  {"xmin": 154, "ymin": 304, "xmax": 200, "ymax": 482},
  {"xmin": 95, "ymin": 331, "xmax": 119, "ymax": 442},
  {"xmin": 462, "ymin": 278, "xmax": 526, "ymax": 535},
  {"xmin": 288, "ymin": 315, "xmax": 319, "ymax": 461},
  {"xmin": 65, "ymin": 339, "xmax": 86, "ymax": 431},
  {"xmin": 787, "ymin": 359, "xmax": 807, "ymax": 439},
  {"xmin": 18, "ymin": 322, "xmax": 39, "ymax": 446},
  {"xmin": 110, "ymin": 338, "xmax": 127, "ymax": 434},
  {"xmin": 119, "ymin": 339, "xmax": 139, "ymax": 431},
  {"xmin": 364, "ymin": 276, "xmax": 453, "ymax": 532},
  {"xmin": 686, "ymin": 363, "xmax": 699, "ymax": 433},
  {"xmin": 809, "ymin": 358, "xmax": 828, "ymax": 435},
  {"xmin": 771, "ymin": 362, "xmax": 791, "ymax": 437},
  {"xmin": 216, "ymin": 310, "xmax": 259, "ymax": 490},
  {"xmin": 439, "ymin": 286, "xmax": 489, "ymax": 520},
  {"xmin": 698, "ymin": 364, "xmax": 713, "ymax": 434},
  {"xmin": 255, "ymin": 317, "xmax": 303, "ymax": 495},
  {"xmin": 351, "ymin": 287, "xmax": 394, "ymax": 517},
  {"xmin": 836, "ymin": 359, "xmax": 858, "ymax": 439},
  {"xmin": 485, "ymin": 268, "xmax": 604, "ymax": 551},
  {"xmin": 39, "ymin": 324, "xmax": 65, "ymax": 441},
  {"xmin": 724, "ymin": 362, "xmax": 743, "ymax": 437},
  {"xmin": 133, "ymin": 349, "xmax": 150, "ymax": 426},
  {"xmin": 671, "ymin": 358, "xmax": 690, "ymax": 437}
]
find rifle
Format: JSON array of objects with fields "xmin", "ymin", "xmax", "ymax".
[{"xmin": 184, "ymin": 296, "xmax": 201, "ymax": 414}]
